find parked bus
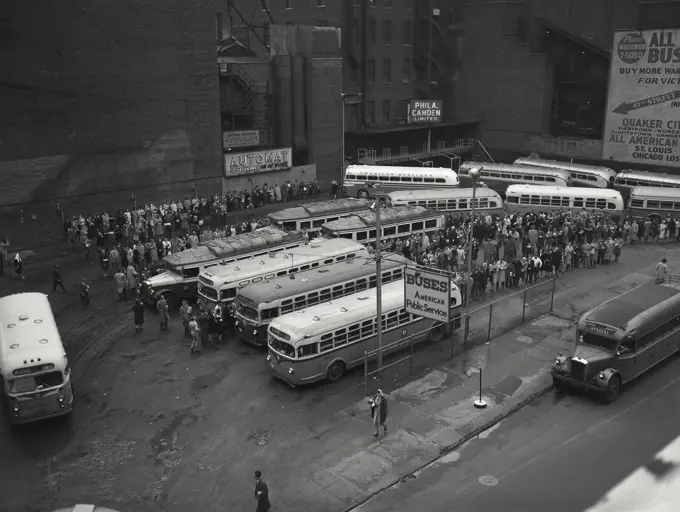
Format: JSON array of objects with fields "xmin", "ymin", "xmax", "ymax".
[
  {"xmin": 505, "ymin": 185, "xmax": 624, "ymax": 218},
  {"xmin": 552, "ymin": 275, "xmax": 680, "ymax": 403},
  {"xmin": 266, "ymin": 198, "xmax": 371, "ymax": 236},
  {"xmin": 386, "ymin": 188, "xmax": 504, "ymax": 215},
  {"xmin": 321, "ymin": 206, "xmax": 444, "ymax": 245},
  {"xmin": 197, "ymin": 238, "xmax": 367, "ymax": 310},
  {"xmin": 343, "ymin": 164, "xmax": 459, "ymax": 199},
  {"xmin": 614, "ymin": 170, "xmax": 680, "ymax": 200},
  {"xmin": 628, "ymin": 186, "xmax": 680, "ymax": 221},
  {"xmin": 458, "ymin": 161, "xmax": 572, "ymax": 192},
  {"xmin": 266, "ymin": 279, "xmax": 463, "ymax": 386},
  {"xmin": 140, "ymin": 227, "xmax": 303, "ymax": 309},
  {"xmin": 513, "ymin": 157, "xmax": 616, "ymax": 188},
  {"xmin": 0, "ymin": 293, "xmax": 74, "ymax": 425},
  {"xmin": 234, "ymin": 255, "xmax": 409, "ymax": 347}
]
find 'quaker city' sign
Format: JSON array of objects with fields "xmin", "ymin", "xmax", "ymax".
[
  {"xmin": 404, "ymin": 266, "xmax": 450, "ymax": 323},
  {"xmin": 603, "ymin": 29, "xmax": 680, "ymax": 168},
  {"xmin": 408, "ymin": 100, "xmax": 442, "ymax": 123},
  {"xmin": 225, "ymin": 147, "xmax": 292, "ymax": 176},
  {"xmin": 223, "ymin": 130, "xmax": 260, "ymax": 149}
]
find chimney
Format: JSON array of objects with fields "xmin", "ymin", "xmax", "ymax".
[{"xmin": 216, "ymin": 11, "xmax": 223, "ymax": 44}]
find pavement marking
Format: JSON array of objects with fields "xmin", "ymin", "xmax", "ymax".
[{"xmin": 478, "ymin": 475, "xmax": 499, "ymax": 487}]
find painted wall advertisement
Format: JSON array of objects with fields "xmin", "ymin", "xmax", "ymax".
[
  {"xmin": 224, "ymin": 147, "xmax": 292, "ymax": 176},
  {"xmin": 603, "ymin": 29, "xmax": 680, "ymax": 168},
  {"xmin": 404, "ymin": 266, "xmax": 450, "ymax": 323},
  {"xmin": 408, "ymin": 100, "xmax": 442, "ymax": 123}
]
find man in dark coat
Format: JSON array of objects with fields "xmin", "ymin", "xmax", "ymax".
[
  {"xmin": 132, "ymin": 299, "xmax": 145, "ymax": 334},
  {"xmin": 254, "ymin": 470, "xmax": 271, "ymax": 512},
  {"xmin": 52, "ymin": 265, "xmax": 66, "ymax": 292}
]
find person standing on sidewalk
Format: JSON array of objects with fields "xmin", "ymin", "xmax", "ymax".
[
  {"xmin": 253, "ymin": 470, "xmax": 271, "ymax": 512},
  {"xmin": 189, "ymin": 315, "xmax": 200, "ymax": 353},
  {"xmin": 13, "ymin": 252, "xmax": 25, "ymax": 279},
  {"xmin": 180, "ymin": 300, "xmax": 192, "ymax": 337},
  {"xmin": 51, "ymin": 265, "xmax": 67, "ymax": 292},
  {"xmin": 114, "ymin": 269, "xmax": 128, "ymax": 301},
  {"xmin": 156, "ymin": 295, "xmax": 169, "ymax": 330},
  {"xmin": 368, "ymin": 389, "xmax": 388, "ymax": 437},
  {"xmin": 0, "ymin": 237, "xmax": 9, "ymax": 276},
  {"xmin": 79, "ymin": 277, "xmax": 90, "ymax": 307},
  {"xmin": 655, "ymin": 257, "xmax": 668, "ymax": 284},
  {"xmin": 132, "ymin": 299, "xmax": 145, "ymax": 334}
]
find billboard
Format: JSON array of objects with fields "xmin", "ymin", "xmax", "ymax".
[
  {"xmin": 223, "ymin": 130, "xmax": 260, "ymax": 149},
  {"xmin": 408, "ymin": 100, "xmax": 442, "ymax": 123},
  {"xmin": 404, "ymin": 266, "xmax": 450, "ymax": 323},
  {"xmin": 224, "ymin": 147, "xmax": 292, "ymax": 176},
  {"xmin": 603, "ymin": 29, "xmax": 680, "ymax": 168}
]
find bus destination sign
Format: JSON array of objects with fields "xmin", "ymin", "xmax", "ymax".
[
  {"xmin": 404, "ymin": 266, "xmax": 450, "ymax": 323},
  {"xmin": 586, "ymin": 322, "xmax": 617, "ymax": 337}
]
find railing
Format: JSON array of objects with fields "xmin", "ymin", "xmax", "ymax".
[
  {"xmin": 477, "ymin": 139, "xmax": 496, "ymax": 163},
  {"xmin": 357, "ymin": 139, "xmax": 476, "ymax": 165}
]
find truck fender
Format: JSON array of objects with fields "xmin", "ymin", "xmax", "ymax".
[{"xmin": 597, "ymin": 368, "xmax": 620, "ymax": 386}]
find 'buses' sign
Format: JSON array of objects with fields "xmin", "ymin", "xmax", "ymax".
[{"xmin": 404, "ymin": 266, "xmax": 451, "ymax": 323}]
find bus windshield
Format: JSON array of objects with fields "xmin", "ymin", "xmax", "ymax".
[
  {"xmin": 269, "ymin": 338, "xmax": 296, "ymax": 358},
  {"xmin": 580, "ymin": 332, "xmax": 618, "ymax": 352},
  {"xmin": 10, "ymin": 371, "xmax": 64, "ymax": 394},
  {"xmin": 237, "ymin": 302, "xmax": 259, "ymax": 321}
]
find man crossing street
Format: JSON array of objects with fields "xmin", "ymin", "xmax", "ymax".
[
  {"xmin": 156, "ymin": 295, "xmax": 169, "ymax": 330},
  {"xmin": 52, "ymin": 265, "xmax": 67, "ymax": 292}
]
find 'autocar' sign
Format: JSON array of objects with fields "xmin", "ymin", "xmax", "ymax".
[
  {"xmin": 404, "ymin": 266, "xmax": 450, "ymax": 323},
  {"xmin": 408, "ymin": 100, "xmax": 442, "ymax": 123},
  {"xmin": 225, "ymin": 147, "xmax": 292, "ymax": 176}
]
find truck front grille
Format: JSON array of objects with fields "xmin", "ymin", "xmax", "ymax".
[{"xmin": 570, "ymin": 360, "xmax": 588, "ymax": 382}]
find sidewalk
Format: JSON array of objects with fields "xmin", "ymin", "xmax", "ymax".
[{"xmin": 215, "ymin": 269, "xmax": 652, "ymax": 512}]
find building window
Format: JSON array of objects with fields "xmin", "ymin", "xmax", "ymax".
[
  {"xmin": 350, "ymin": 104, "xmax": 359, "ymax": 126},
  {"xmin": 382, "ymin": 100, "xmax": 391, "ymax": 123},
  {"xmin": 383, "ymin": 20, "xmax": 392, "ymax": 45},
  {"xmin": 402, "ymin": 57, "xmax": 411, "ymax": 82},
  {"xmin": 403, "ymin": 21, "xmax": 412, "ymax": 45},
  {"xmin": 352, "ymin": 18, "xmax": 359, "ymax": 44},
  {"xmin": 285, "ymin": 0, "xmax": 292, "ymax": 9},
  {"xmin": 366, "ymin": 101, "xmax": 375, "ymax": 124},
  {"xmin": 368, "ymin": 19, "xmax": 376, "ymax": 44},
  {"xmin": 382, "ymin": 58, "xmax": 391, "ymax": 82},
  {"xmin": 367, "ymin": 59, "xmax": 376, "ymax": 82},
  {"xmin": 350, "ymin": 66, "xmax": 358, "ymax": 84}
]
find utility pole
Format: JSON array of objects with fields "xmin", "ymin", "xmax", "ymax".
[
  {"xmin": 426, "ymin": 0, "xmax": 433, "ymax": 154},
  {"xmin": 464, "ymin": 167, "xmax": 483, "ymax": 343},
  {"xmin": 375, "ymin": 195, "xmax": 383, "ymax": 369}
]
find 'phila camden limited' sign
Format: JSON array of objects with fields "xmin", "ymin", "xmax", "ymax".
[
  {"xmin": 404, "ymin": 266, "xmax": 451, "ymax": 323},
  {"xmin": 224, "ymin": 147, "xmax": 292, "ymax": 176},
  {"xmin": 408, "ymin": 100, "xmax": 442, "ymax": 123}
]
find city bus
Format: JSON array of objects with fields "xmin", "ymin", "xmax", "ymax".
[
  {"xmin": 458, "ymin": 161, "xmax": 572, "ymax": 192},
  {"xmin": 552, "ymin": 275, "xmax": 680, "ymax": 403},
  {"xmin": 266, "ymin": 198, "xmax": 371, "ymax": 236},
  {"xmin": 505, "ymin": 185, "xmax": 625, "ymax": 218},
  {"xmin": 386, "ymin": 187, "xmax": 504, "ymax": 215},
  {"xmin": 234, "ymin": 254, "xmax": 409, "ymax": 347},
  {"xmin": 0, "ymin": 293, "xmax": 74, "ymax": 425},
  {"xmin": 321, "ymin": 206, "xmax": 444, "ymax": 245},
  {"xmin": 343, "ymin": 164, "xmax": 459, "ymax": 198},
  {"xmin": 614, "ymin": 170, "xmax": 680, "ymax": 200},
  {"xmin": 196, "ymin": 238, "xmax": 367, "ymax": 310},
  {"xmin": 628, "ymin": 186, "xmax": 680, "ymax": 221},
  {"xmin": 266, "ymin": 279, "xmax": 463, "ymax": 386},
  {"xmin": 140, "ymin": 227, "xmax": 303, "ymax": 309},
  {"xmin": 513, "ymin": 157, "xmax": 616, "ymax": 188}
]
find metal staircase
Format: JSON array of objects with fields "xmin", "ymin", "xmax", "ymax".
[{"xmin": 220, "ymin": 62, "xmax": 271, "ymax": 131}]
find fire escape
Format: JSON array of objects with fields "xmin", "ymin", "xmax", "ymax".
[{"xmin": 219, "ymin": 62, "xmax": 272, "ymax": 136}]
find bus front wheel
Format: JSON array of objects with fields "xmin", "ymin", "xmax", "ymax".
[
  {"xmin": 429, "ymin": 325, "xmax": 445, "ymax": 343},
  {"xmin": 326, "ymin": 361, "xmax": 345, "ymax": 383}
]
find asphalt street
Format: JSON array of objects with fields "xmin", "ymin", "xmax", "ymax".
[{"xmin": 353, "ymin": 354, "xmax": 680, "ymax": 512}]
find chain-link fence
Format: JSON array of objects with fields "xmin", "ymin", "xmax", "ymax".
[{"xmin": 363, "ymin": 276, "xmax": 557, "ymax": 396}]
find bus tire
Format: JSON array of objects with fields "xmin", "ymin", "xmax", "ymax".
[
  {"xmin": 161, "ymin": 292, "xmax": 178, "ymax": 311},
  {"xmin": 357, "ymin": 189, "xmax": 369, "ymax": 199},
  {"xmin": 429, "ymin": 324, "xmax": 445, "ymax": 343},
  {"xmin": 326, "ymin": 360, "xmax": 345, "ymax": 383},
  {"xmin": 602, "ymin": 375, "xmax": 621, "ymax": 404}
]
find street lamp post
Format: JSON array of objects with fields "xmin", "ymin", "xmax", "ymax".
[
  {"xmin": 464, "ymin": 166, "xmax": 483, "ymax": 343},
  {"xmin": 426, "ymin": 1, "xmax": 434, "ymax": 154}
]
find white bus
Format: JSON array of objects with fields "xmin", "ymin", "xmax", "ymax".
[
  {"xmin": 321, "ymin": 206, "xmax": 444, "ymax": 245},
  {"xmin": 266, "ymin": 198, "xmax": 371, "ymax": 236},
  {"xmin": 0, "ymin": 293, "xmax": 74, "ymax": 425},
  {"xmin": 459, "ymin": 161, "xmax": 572, "ymax": 192},
  {"xmin": 140, "ymin": 227, "xmax": 304, "ymax": 309},
  {"xmin": 343, "ymin": 164, "xmax": 459, "ymax": 198},
  {"xmin": 197, "ymin": 238, "xmax": 367, "ymax": 310},
  {"xmin": 234, "ymin": 255, "xmax": 409, "ymax": 347},
  {"xmin": 266, "ymin": 279, "xmax": 463, "ymax": 386},
  {"xmin": 387, "ymin": 188, "xmax": 504, "ymax": 215},
  {"xmin": 614, "ymin": 170, "xmax": 680, "ymax": 199},
  {"xmin": 505, "ymin": 185, "xmax": 625, "ymax": 217},
  {"xmin": 513, "ymin": 157, "xmax": 616, "ymax": 188},
  {"xmin": 628, "ymin": 186, "xmax": 680, "ymax": 221}
]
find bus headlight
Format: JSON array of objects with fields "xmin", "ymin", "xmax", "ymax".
[
  {"xmin": 253, "ymin": 329, "xmax": 258, "ymax": 336},
  {"xmin": 57, "ymin": 394, "xmax": 65, "ymax": 402},
  {"xmin": 12, "ymin": 403, "xmax": 20, "ymax": 413},
  {"xmin": 288, "ymin": 368, "xmax": 294, "ymax": 375},
  {"xmin": 266, "ymin": 355, "xmax": 271, "ymax": 362},
  {"xmin": 235, "ymin": 320, "xmax": 239, "ymax": 326}
]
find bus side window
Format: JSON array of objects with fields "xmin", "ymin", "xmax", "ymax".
[
  {"xmin": 319, "ymin": 333, "xmax": 334, "ymax": 352},
  {"xmin": 307, "ymin": 291, "xmax": 320, "ymax": 306},
  {"xmin": 630, "ymin": 199, "xmax": 644, "ymax": 208},
  {"xmin": 412, "ymin": 221, "xmax": 424, "ymax": 230},
  {"xmin": 360, "ymin": 319, "xmax": 375, "ymax": 337},
  {"xmin": 348, "ymin": 323, "xmax": 361, "ymax": 342},
  {"xmin": 424, "ymin": 219, "xmax": 438, "ymax": 228},
  {"xmin": 574, "ymin": 198, "xmax": 584, "ymax": 208},
  {"xmin": 334, "ymin": 328, "xmax": 348, "ymax": 347},
  {"xmin": 298, "ymin": 344, "xmax": 318, "ymax": 357},
  {"xmin": 332, "ymin": 285, "xmax": 344, "ymax": 299},
  {"xmin": 319, "ymin": 288, "xmax": 332, "ymax": 302}
]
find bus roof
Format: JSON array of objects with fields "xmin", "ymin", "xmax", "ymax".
[
  {"xmin": 460, "ymin": 161, "xmax": 572, "ymax": 180},
  {"xmin": 513, "ymin": 157, "xmax": 616, "ymax": 176},
  {"xmin": 346, "ymin": 165, "xmax": 458, "ymax": 177},
  {"xmin": 506, "ymin": 185, "xmax": 623, "ymax": 200},
  {"xmin": 617, "ymin": 170, "xmax": 680, "ymax": 182},
  {"xmin": 582, "ymin": 281, "xmax": 680, "ymax": 333},
  {"xmin": 322, "ymin": 206, "xmax": 438, "ymax": 231},
  {"xmin": 236, "ymin": 254, "xmax": 409, "ymax": 307},
  {"xmin": 0, "ymin": 293, "xmax": 66, "ymax": 372},
  {"xmin": 200, "ymin": 238, "xmax": 367, "ymax": 288},
  {"xmin": 267, "ymin": 198, "xmax": 371, "ymax": 222},
  {"xmin": 630, "ymin": 186, "xmax": 680, "ymax": 199},
  {"xmin": 163, "ymin": 227, "xmax": 303, "ymax": 267},
  {"xmin": 387, "ymin": 188, "xmax": 501, "ymax": 201}
]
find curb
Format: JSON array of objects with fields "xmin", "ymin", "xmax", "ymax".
[{"xmin": 345, "ymin": 382, "xmax": 555, "ymax": 511}]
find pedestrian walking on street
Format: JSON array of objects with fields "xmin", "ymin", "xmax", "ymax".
[
  {"xmin": 189, "ymin": 315, "xmax": 200, "ymax": 353},
  {"xmin": 156, "ymin": 295, "xmax": 169, "ymax": 330},
  {"xmin": 655, "ymin": 257, "xmax": 668, "ymax": 284},
  {"xmin": 368, "ymin": 389, "xmax": 388, "ymax": 437},
  {"xmin": 13, "ymin": 252, "xmax": 26, "ymax": 279},
  {"xmin": 52, "ymin": 265, "xmax": 67, "ymax": 292},
  {"xmin": 180, "ymin": 300, "xmax": 192, "ymax": 337},
  {"xmin": 253, "ymin": 470, "xmax": 271, "ymax": 512},
  {"xmin": 0, "ymin": 237, "xmax": 9, "ymax": 276},
  {"xmin": 126, "ymin": 263, "xmax": 139, "ymax": 295},
  {"xmin": 79, "ymin": 277, "xmax": 91, "ymax": 307},
  {"xmin": 132, "ymin": 299, "xmax": 145, "ymax": 333},
  {"xmin": 114, "ymin": 269, "xmax": 128, "ymax": 300}
]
